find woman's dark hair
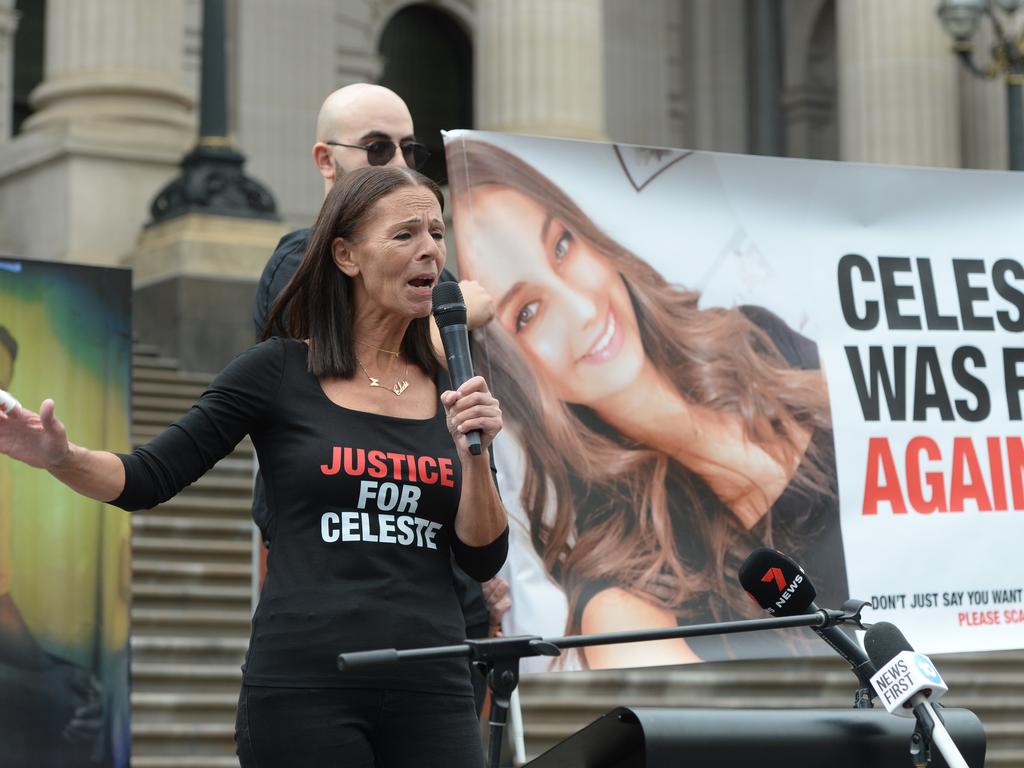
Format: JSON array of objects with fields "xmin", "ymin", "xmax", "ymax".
[
  {"xmin": 447, "ymin": 139, "xmax": 836, "ymax": 655},
  {"xmin": 262, "ymin": 166, "xmax": 444, "ymax": 379}
]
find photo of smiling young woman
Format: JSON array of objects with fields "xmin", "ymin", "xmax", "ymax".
[{"xmin": 447, "ymin": 139, "xmax": 849, "ymax": 669}]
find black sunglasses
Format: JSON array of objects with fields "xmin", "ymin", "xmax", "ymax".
[{"xmin": 325, "ymin": 140, "xmax": 431, "ymax": 170}]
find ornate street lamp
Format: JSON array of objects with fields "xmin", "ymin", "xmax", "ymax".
[
  {"xmin": 937, "ymin": 0, "xmax": 1024, "ymax": 170},
  {"xmin": 149, "ymin": 0, "xmax": 278, "ymax": 224}
]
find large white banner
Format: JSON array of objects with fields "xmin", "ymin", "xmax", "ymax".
[{"xmin": 444, "ymin": 130, "xmax": 1024, "ymax": 671}]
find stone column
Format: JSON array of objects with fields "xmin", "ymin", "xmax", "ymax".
[
  {"xmin": 837, "ymin": 0, "xmax": 961, "ymax": 167},
  {"xmin": 475, "ymin": 0, "xmax": 605, "ymax": 139},
  {"xmin": 0, "ymin": 0, "xmax": 194, "ymax": 265},
  {"xmin": 602, "ymin": 0, "xmax": 686, "ymax": 148},
  {"xmin": 687, "ymin": 0, "xmax": 750, "ymax": 154},
  {"xmin": 0, "ymin": 0, "xmax": 16, "ymax": 141},
  {"xmin": 22, "ymin": 0, "xmax": 192, "ymax": 140}
]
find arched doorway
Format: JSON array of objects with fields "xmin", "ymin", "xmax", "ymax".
[
  {"xmin": 11, "ymin": 0, "xmax": 45, "ymax": 135},
  {"xmin": 378, "ymin": 4, "xmax": 472, "ymax": 183}
]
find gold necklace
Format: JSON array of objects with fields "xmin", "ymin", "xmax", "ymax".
[
  {"xmin": 356, "ymin": 356, "xmax": 410, "ymax": 396},
  {"xmin": 357, "ymin": 340, "xmax": 401, "ymax": 358}
]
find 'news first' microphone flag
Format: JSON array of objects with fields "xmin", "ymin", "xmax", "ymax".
[
  {"xmin": 864, "ymin": 621, "xmax": 971, "ymax": 768},
  {"xmin": 865, "ymin": 621, "xmax": 948, "ymax": 716}
]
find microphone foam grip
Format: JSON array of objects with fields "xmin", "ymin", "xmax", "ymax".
[
  {"xmin": 431, "ymin": 282, "xmax": 467, "ymax": 328},
  {"xmin": 864, "ymin": 621, "xmax": 915, "ymax": 669},
  {"xmin": 738, "ymin": 547, "xmax": 817, "ymax": 615}
]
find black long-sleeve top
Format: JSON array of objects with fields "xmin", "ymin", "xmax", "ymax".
[{"xmin": 113, "ymin": 337, "xmax": 508, "ymax": 693}]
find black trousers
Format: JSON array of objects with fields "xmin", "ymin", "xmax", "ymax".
[{"xmin": 234, "ymin": 684, "xmax": 485, "ymax": 768}]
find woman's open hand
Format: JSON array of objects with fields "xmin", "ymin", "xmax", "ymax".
[
  {"xmin": 0, "ymin": 396, "xmax": 71, "ymax": 470},
  {"xmin": 440, "ymin": 376, "xmax": 502, "ymax": 460}
]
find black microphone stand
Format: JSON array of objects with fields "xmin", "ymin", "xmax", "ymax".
[
  {"xmin": 837, "ymin": 598, "xmax": 875, "ymax": 710},
  {"xmin": 337, "ymin": 606, "xmax": 863, "ymax": 768}
]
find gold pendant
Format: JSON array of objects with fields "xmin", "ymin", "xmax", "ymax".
[
  {"xmin": 368, "ymin": 377, "xmax": 381, "ymax": 388},
  {"xmin": 392, "ymin": 380, "xmax": 410, "ymax": 396}
]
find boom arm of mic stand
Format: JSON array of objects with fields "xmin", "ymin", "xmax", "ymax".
[{"xmin": 335, "ymin": 608, "xmax": 858, "ymax": 768}]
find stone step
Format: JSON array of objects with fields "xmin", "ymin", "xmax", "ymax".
[
  {"xmin": 132, "ymin": 342, "xmax": 165, "ymax": 357},
  {"xmin": 132, "ymin": 582, "xmax": 252, "ymax": 611},
  {"xmin": 131, "ymin": 607, "xmax": 251, "ymax": 635},
  {"xmin": 131, "ymin": 692, "xmax": 240, "ymax": 731},
  {"xmin": 132, "ymin": 758, "xmax": 240, "ymax": 768},
  {"xmin": 132, "ymin": 514, "xmax": 254, "ymax": 538},
  {"xmin": 133, "ymin": 721, "xmax": 237, "ymax": 740},
  {"xmin": 133, "ymin": 691, "xmax": 239, "ymax": 712},
  {"xmin": 133, "ymin": 379, "xmax": 210, "ymax": 399},
  {"xmin": 131, "ymin": 635, "xmax": 249, "ymax": 654},
  {"xmin": 146, "ymin": 492, "xmax": 255, "ymax": 518},
  {"xmin": 133, "ymin": 354, "xmax": 212, "ymax": 377},
  {"xmin": 130, "ymin": 722, "xmax": 239, "ymax": 760},
  {"xmin": 130, "ymin": 638, "xmax": 247, "ymax": 668},
  {"xmin": 133, "ymin": 558, "xmax": 251, "ymax": 584},
  {"xmin": 132, "ymin": 661, "xmax": 243, "ymax": 695},
  {"xmin": 132, "ymin": 535, "xmax": 251, "ymax": 560},
  {"xmin": 132, "ymin": 663, "xmax": 241, "ymax": 684},
  {"xmin": 133, "ymin": 394, "xmax": 214, "ymax": 415}
]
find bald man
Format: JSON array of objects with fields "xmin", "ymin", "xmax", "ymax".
[
  {"xmin": 253, "ymin": 83, "xmax": 493, "ymax": 335},
  {"xmin": 254, "ymin": 85, "xmax": 422, "ymax": 329},
  {"xmin": 249, "ymin": 84, "xmax": 501, "ymax": 714}
]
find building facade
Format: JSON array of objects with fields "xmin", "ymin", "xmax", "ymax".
[
  {"xmin": 2, "ymin": 1, "xmax": 1023, "ymax": 765},
  {"xmin": 0, "ymin": 0, "xmax": 1015, "ymax": 269}
]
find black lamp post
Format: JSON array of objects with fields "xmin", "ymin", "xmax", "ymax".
[
  {"xmin": 938, "ymin": 0, "xmax": 1024, "ymax": 170},
  {"xmin": 149, "ymin": 0, "xmax": 278, "ymax": 224}
]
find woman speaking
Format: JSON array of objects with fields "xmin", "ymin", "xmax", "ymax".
[
  {"xmin": 447, "ymin": 139, "xmax": 846, "ymax": 670},
  {"xmin": 0, "ymin": 167, "xmax": 508, "ymax": 768}
]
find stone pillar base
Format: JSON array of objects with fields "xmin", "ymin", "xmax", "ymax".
[
  {"xmin": 132, "ymin": 274, "xmax": 264, "ymax": 374},
  {"xmin": 0, "ymin": 124, "xmax": 192, "ymax": 265},
  {"xmin": 127, "ymin": 213, "xmax": 286, "ymax": 287},
  {"xmin": 126, "ymin": 214, "xmax": 286, "ymax": 373}
]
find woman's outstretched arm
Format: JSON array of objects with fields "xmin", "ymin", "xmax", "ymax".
[
  {"xmin": 0, "ymin": 340, "xmax": 286, "ymax": 511},
  {"xmin": 0, "ymin": 397, "xmax": 125, "ymax": 502}
]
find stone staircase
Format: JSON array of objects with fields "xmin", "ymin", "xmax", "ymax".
[
  {"xmin": 129, "ymin": 343, "xmax": 254, "ymax": 768},
  {"xmin": 126, "ymin": 342, "xmax": 1024, "ymax": 767}
]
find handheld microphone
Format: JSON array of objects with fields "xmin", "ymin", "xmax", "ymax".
[
  {"xmin": 865, "ymin": 622, "xmax": 970, "ymax": 768},
  {"xmin": 739, "ymin": 547, "xmax": 876, "ymax": 698},
  {"xmin": 431, "ymin": 282, "xmax": 482, "ymax": 456}
]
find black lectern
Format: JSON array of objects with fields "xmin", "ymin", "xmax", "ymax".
[{"xmin": 523, "ymin": 707, "xmax": 986, "ymax": 768}]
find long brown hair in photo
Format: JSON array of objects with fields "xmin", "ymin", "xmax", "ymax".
[{"xmin": 447, "ymin": 139, "xmax": 837, "ymax": 656}]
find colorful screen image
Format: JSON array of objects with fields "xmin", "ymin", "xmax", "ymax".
[{"xmin": 0, "ymin": 257, "xmax": 132, "ymax": 768}]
